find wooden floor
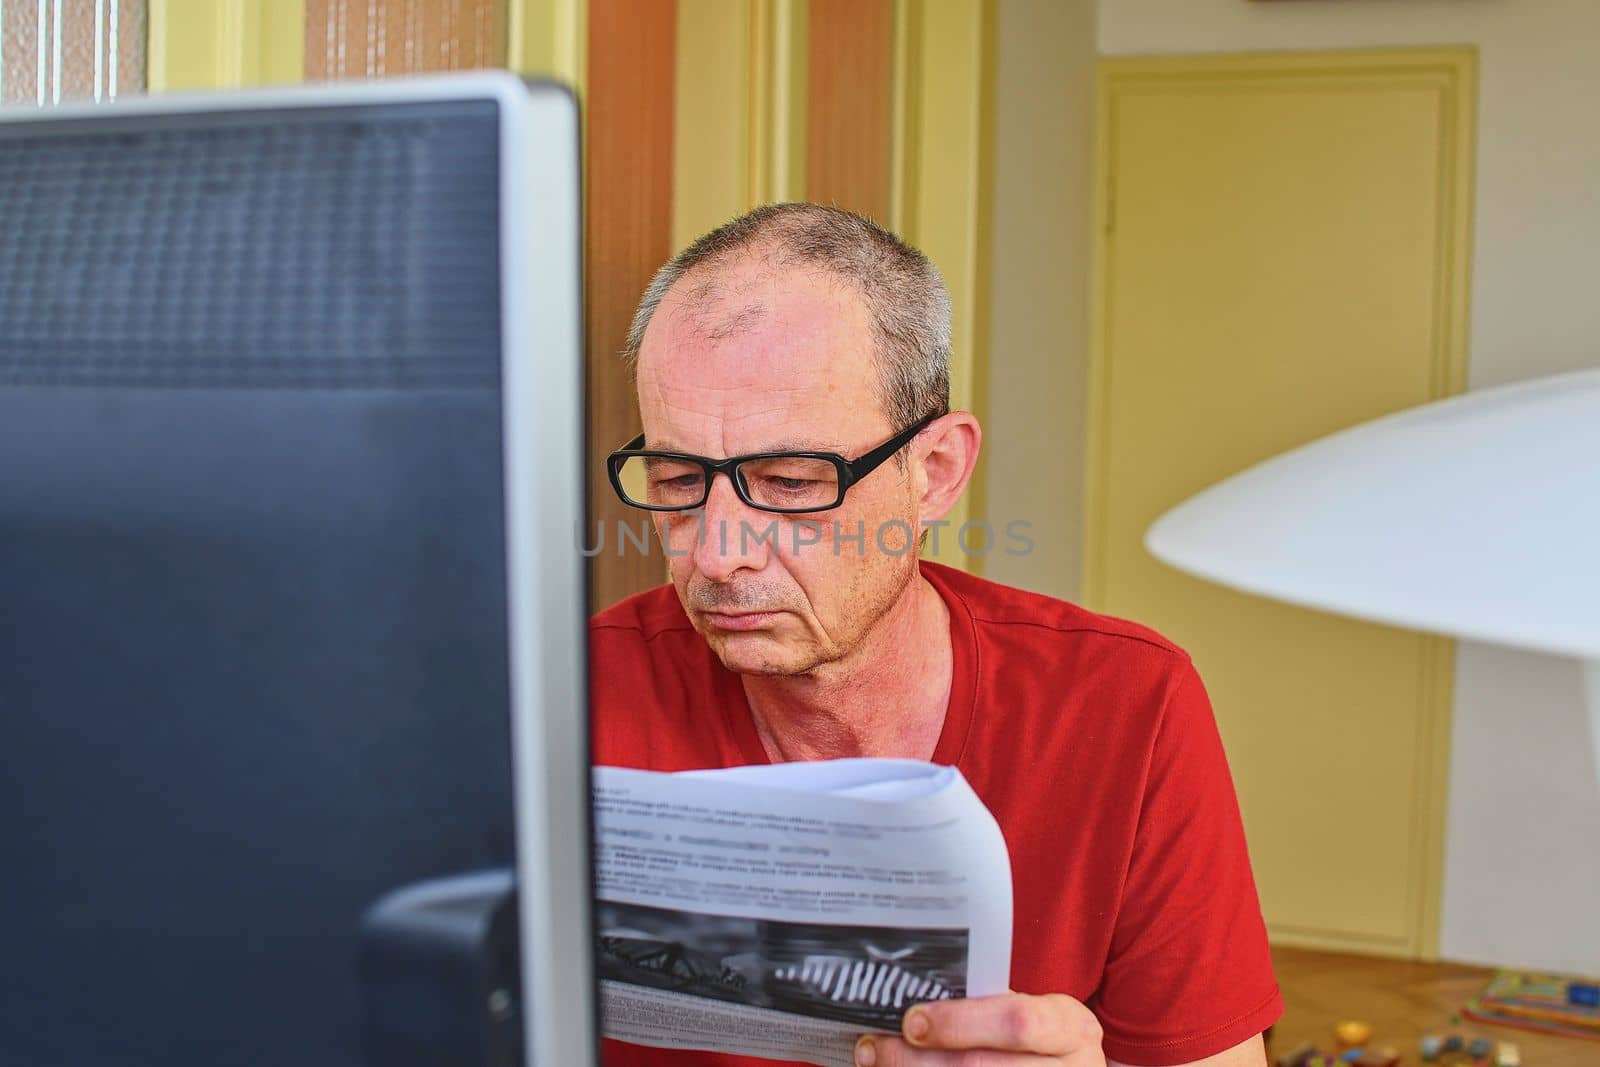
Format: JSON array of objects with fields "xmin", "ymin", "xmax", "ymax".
[{"xmin": 1270, "ymin": 947, "xmax": 1600, "ymax": 1067}]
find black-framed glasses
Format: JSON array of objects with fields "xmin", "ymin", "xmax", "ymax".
[{"xmin": 607, "ymin": 413, "xmax": 941, "ymax": 514}]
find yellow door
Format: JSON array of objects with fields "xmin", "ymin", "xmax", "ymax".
[{"xmin": 1086, "ymin": 49, "xmax": 1476, "ymax": 958}]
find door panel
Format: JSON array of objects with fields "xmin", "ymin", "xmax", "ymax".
[{"xmin": 1088, "ymin": 49, "xmax": 1476, "ymax": 956}]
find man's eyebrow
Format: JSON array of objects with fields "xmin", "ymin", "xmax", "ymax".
[
  {"xmin": 646, "ymin": 437, "xmax": 845, "ymax": 455},
  {"xmin": 758, "ymin": 437, "xmax": 844, "ymax": 453}
]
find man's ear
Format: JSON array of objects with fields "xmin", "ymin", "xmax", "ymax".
[{"xmin": 915, "ymin": 413, "xmax": 982, "ymax": 526}]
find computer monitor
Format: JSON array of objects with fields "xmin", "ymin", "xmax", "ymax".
[{"xmin": 0, "ymin": 74, "xmax": 592, "ymax": 1067}]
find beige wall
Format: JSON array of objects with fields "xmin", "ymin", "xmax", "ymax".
[
  {"xmin": 980, "ymin": 0, "xmax": 1096, "ymax": 601},
  {"xmin": 1099, "ymin": 0, "xmax": 1600, "ymax": 972}
]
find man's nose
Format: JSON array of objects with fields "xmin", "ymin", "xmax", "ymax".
[{"xmin": 692, "ymin": 473, "xmax": 774, "ymax": 581}]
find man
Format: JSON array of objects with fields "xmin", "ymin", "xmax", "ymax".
[{"xmin": 591, "ymin": 203, "xmax": 1281, "ymax": 1067}]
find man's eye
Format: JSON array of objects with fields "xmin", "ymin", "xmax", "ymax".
[
  {"xmin": 654, "ymin": 473, "xmax": 704, "ymax": 490},
  {"xmin": 753, "ymin": 475, "xmax": 829, "ymax": 499}
]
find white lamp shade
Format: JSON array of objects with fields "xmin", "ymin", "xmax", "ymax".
[{"xmin": 1145, "ymin": 369, "xmax": 1600, "ymax": 660}]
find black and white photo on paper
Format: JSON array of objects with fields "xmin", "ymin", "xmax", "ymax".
[{"xmin": 596, "ymin": 900, "xmax": 970, "ymax": 1029}]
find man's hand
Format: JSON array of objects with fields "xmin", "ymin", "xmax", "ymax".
[{"xmin": 855, "ymin": 991, "xmax": 1107, "ymax": 1066}]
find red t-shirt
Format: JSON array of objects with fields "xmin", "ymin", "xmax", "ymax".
[{"xmin": 590, "ymin": 562, "xmax": 1282, "ymax": 1066}]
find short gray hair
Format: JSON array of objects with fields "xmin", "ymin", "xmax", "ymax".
[{"xmin": 622, "ymin": 202, "xmax": 952, "ymax": 434}]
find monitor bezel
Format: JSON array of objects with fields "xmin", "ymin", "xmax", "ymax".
[{"xmin": 0, "ymin": 72, "xmax": 594, "ymax": 1067}]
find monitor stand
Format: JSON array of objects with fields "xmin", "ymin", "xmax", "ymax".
[{"xmin": 359, "ymin": 870, "xmax": 522, "ymax": 1067}]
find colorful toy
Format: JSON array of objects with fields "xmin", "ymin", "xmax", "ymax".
[
  {"xmin": 1420, "ymin": 1034, "xmax": 1444, "ymax": 1061},
  {"xmin": 1336, "ymin": 1021, "xmax": 1375, "ymax": 1047},
  {"xmin": 1466, "ymin": 1037, "xmax": 1492, "ymax": 1058},
  {"xmin": 1465, "ymin": 968, "xmax": 1600, "ymax": 1041},
  {"xmin": 1443, "ymin": 1035, "xmax": 1464, "ymax": 1054},
  {"xmin": 1337, "ymin": 1050, "xmax": 1362, "ymax": 1064},
  {"xmin": 1495, "ymin": 1043, "xmax": 1521, "ymax": 1067},
  {"xmin": 1352, "ymin": 1050, "xmax": 1399, "ymax": 1067}
]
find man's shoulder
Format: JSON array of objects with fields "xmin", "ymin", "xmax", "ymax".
[
  {"xmin": 925, "ymin": 562, "xmax": 1191, "ymax": 669},
  {"xmin": 587, "ymin": 584, "xmax": 735, "ymax": 770},
  {"xmin": 589, "ymin": 582, "xmax": 693, "ymax": 643}
]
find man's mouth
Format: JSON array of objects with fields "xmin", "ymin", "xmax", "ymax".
[{"xmin": 701, "ymin": 610, "xmax": 783, "ymax": 631}]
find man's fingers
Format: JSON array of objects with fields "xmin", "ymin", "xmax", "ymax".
[
  {"xmin": 855, "ymin": 1034, "xmax": 1049, "ymax": 1067},
  {"xmin": 901, "ymin": 992, "xmax": 1102, "ymax": 1056}
]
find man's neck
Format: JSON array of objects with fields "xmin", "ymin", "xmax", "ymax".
[{"xmin": 741, "ymin": 573, "xmax": 953, "ymax": 763}]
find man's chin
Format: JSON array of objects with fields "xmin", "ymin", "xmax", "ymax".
[{"xmin": 702, "ymin": 629, "xmax": 816, "ymax": 677}]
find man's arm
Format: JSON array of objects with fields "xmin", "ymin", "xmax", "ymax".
[{"xmin": 855, "ymin": 991, "xmax": 1269, "ymax": 1067}]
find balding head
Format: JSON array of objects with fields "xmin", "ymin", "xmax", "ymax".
[{"xmin": 624, "ymin": 203, "xmax": 952, "ymax": 433}]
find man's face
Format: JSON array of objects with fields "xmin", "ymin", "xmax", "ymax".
[{"xmin": 633, "ymin": 259, "xmax": 923, "ymax": 676}]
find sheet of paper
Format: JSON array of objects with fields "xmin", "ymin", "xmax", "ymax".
[{"xmin": 592, "ymin": 759, "xmax": 1014, "ymax": 1067}]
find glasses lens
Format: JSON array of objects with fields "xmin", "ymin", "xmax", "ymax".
[
  {"xmin": 616, "ymin": 455, "xmax": 706, "ymax": 509},
  {"xmin": 736, "ymin": 456, "xmax": 841, "ymax": 512}
]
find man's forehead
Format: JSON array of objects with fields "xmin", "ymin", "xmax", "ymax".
[
  {"xmin": 634, "ymin": 261, "xmax": 886, "ymax": 449},
  {"xmin": 643, "ymin": 260, "xmax": 871, "ymax": 368}
]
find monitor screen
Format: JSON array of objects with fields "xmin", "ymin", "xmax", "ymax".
[{"xmin": 0, "ymin": 76, "xmax": 590, "ymax": 1067}]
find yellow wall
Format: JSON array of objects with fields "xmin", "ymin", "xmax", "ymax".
[
  {"xmin": 148, "ymin": 0, "xmax": 303, "ymax": 90},
  {"xmin": 979, "ymin": 0, "xmax": 1095, "ymax": 601},
  {"xmin": 508, "ymin": 0, "xmax": 585, "ymax": 89},
  {"xmin": 671, "ymin": 0, "xmax": 753, "ymax": 252},
  {"xmin": 671, "ymin": 0, "xmax": 807, "ymax": 252},
  {"xmin": 890, "ymin": 0, "xmax": 994, "ymax": 565}
]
